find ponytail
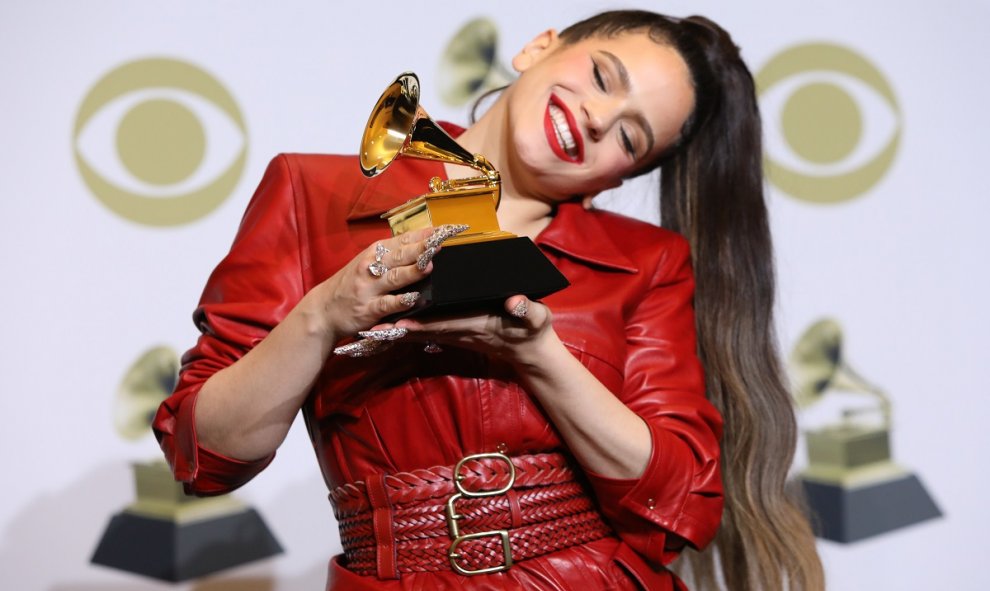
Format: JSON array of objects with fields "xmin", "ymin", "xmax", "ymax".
[{"xmin": 562, "ymin": 11, "xmax": 825, "ymax": 590}]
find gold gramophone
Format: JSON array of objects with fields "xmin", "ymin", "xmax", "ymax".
[
  {"xmin": 361, "ymin": 73, "xmax": 568, "ymax": 317},
  {"xmin": 789, "ymin": 318, "xmax": 940, "ymax": 542},
  {"xmin": 91, "ymin": 346, "xmax": 281, "ymax": 581}
]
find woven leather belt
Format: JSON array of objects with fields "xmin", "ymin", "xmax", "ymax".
[{"xmin": 329, "ymin": 452, "xmax": 613, "ymax": 578}]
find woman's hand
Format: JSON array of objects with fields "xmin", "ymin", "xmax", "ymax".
[
  {"xmin": 352, "ymin": 295, "xmax": 557, "ymax": 365},
  {"xmin": 312, "ymin": 224, "xmax": 467, "ymax": 341},
  {"xmin": 366, "ymin": 295, "xmax": 652, "ymax": 480}
]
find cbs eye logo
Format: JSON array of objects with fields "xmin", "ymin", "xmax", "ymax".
[
  {"xmin": 73, "ymin": 57, "xmax": 247, "ymax": 226},
  {"xmin": 756, "ymin": 43, "xmax": 900, "ymax": 204}
]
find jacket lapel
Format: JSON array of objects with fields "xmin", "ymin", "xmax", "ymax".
[{"xmin": 537, "ymin": 203, "xmax": 639, "ymax": 274}]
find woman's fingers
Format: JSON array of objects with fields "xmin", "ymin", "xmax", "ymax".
[
  {"xmin": 381, "ymin": 231, "xmax": 428, "ymax": 269},
  {"xmin": 363, "ymin": 224, "xmax": 469, "ymax": 288},
  {"xmin": 358, "ymin": 224, "xmax": 470, "ymax": 315},
  {"xmin": 332, "ymin": 224, "xmax": 473, "ymax": 340},
  {"xmin": 388, "ymin": 224, "xmax": 468, "ymax": 267},
  {"xmin": 362, "ymin": 232, "xmax": 425, "ymax": 281},
  {"xmin": 392, "ymin": 296, "xmax": 549, "ymax": 340},
  {"xmin": 369, "ymin": 291, "xmax": 421, "ymax": 318}
]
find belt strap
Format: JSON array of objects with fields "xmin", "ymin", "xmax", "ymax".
[{"xmin": 330, "ymin": 452, "xmax": 613, "ymax": 576}]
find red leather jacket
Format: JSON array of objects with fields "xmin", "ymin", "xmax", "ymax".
[{"xmin": 153, "ymin": 147, "xmax": 723, "ymax": 590}]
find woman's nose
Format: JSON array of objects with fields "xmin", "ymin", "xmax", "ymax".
[{"xmin": 582, "ymin": 98, "xmax": 619, "ymax": 142}]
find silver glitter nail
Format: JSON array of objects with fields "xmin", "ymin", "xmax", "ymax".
[
  {"xmin": 417, "ymin": 247, "xmax": 436, "ymax": 271},
  {"xmin": 510, "ymin": 301, "xmax": 529, "ymax": 318},
  {"xmin": 351, "ymin": 342, "xmax": 394, "ymax": 357},
  {"xmin": 358, "ymin": 327, "xmax": 408, "ymax": 341},
  {"xmin": 333, "ymin": 340, "xmax": 366, "ymax": 356},
  {"xmin": 426, "ymin": 224, "xmax": 470, "ymax": 250},
  {"xmin": 423, "ymin": 341, "xmax": 443, "ymax": 354},
  {"xmin": 399, "ymin": 291, "xmax": 420, "ymax": 306},
  {"xmin": 333, "ymin": 339, "xmax": 389, "ymax": 357}
]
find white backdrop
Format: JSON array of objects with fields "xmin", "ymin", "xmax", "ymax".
[{"xmin": 1, "ymin": 1, "xmax": 988, "ymax": 589}]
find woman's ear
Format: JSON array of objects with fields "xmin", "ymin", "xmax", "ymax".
[{"xmin": 511, "ymin": 29, "xmax": 559, "ymax": 73}]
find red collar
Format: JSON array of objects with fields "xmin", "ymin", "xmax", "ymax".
[{"xmin": 538, "ymin": 203, "xmax": 638, "ymax": 274}]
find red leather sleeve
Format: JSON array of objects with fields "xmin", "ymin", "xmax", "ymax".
[
  {"xmin": 152, "ymin": 155, "xmax": 304, "ymax": 496},
  {"xmin": 585, "ymin": 236, "xmax": 723, "ymax": 566}
]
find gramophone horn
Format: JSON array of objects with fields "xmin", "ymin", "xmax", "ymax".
[
  {"xmin": 789, "ymin": 318, "xmax": 887, "ymax": 410},
  {"xmin": 790, "ymin": 318, "xmax": 842, "ymax": 408},
  {"xmin": 360, "ymin": 72, "xmax": 482, "ymax": 178},
  {"xmin": 438, "ymin": 17, "xmax": 515, "ymax": 106},
  {"xmin": 114, "ymin": 345, "xmax": 179, "ymax": 440}
]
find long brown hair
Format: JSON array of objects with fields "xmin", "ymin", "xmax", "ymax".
[{"xmin": 560, "ymin": 11, "xmax": 825, "ymax": 591}]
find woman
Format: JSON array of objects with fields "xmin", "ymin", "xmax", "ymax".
[{"xmin": 153, "ymin": 10, "xmax": 823, "ymax": 591}]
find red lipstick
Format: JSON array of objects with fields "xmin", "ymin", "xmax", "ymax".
[{"xmin": 544, "ymin": 94, "xmax": 584, "ymax": 163}]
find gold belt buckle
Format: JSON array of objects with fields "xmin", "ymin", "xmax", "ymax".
[{"xmin": 445, "ymin": 452, "xmax": 516, "ymax": 575}]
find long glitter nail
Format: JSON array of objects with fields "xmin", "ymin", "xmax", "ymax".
[
  {"xmin": 399, "ymin": 291, "xmax": 420, "ymax": 306},
  {"xmin": 333, "ymin": 339, "xmax": 389, "ymax": 357},
  {"xmin": 417, "ymin": 247, "xmax": 436, "ymax": 271},
  {"xmin": 425, "ymin": 224, "xmax": 470, "ymax": 250},
  {"xmin": 358, "ymin": 327, "xmax": 408, "ymax": 341}
]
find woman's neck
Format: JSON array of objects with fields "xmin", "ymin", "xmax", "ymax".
[{"xmin": 444, "ymin": 99, "xmax": 555, "ymax": 240}]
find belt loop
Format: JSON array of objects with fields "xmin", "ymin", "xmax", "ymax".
[
  {"xmin": 505, "ymin": 488, "xmax": 523, "ymax": 529},
  {"xmin": 365, "ymin": 473, "xmax": 398, "ymax": 580}
]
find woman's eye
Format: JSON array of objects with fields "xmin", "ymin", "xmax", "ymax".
[
  {"xmin": 620, "ymin": 128, "xmax": 636, "ymax": 157},
  {"xmin": 592, "ymin": 60, "xmax": 606, "ymax": 91}
]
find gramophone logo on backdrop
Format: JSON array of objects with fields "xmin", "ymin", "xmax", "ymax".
[
  {"xmin": 73, "ymin": 58, "xmax": 247, "ymax": 226},
  {"xmin": 438, "ymin": 17, "xmax": 514, "ymax": 108},
  {"xmin": 756, "ymin": 43, "xmax": 901, "ymax": 204},
  {"xmin": 789, "ymin": 319, "xmax": 941, "ymax": 543},
  {"xmin": 91, "ymin": 346, "xmax": 281, "ymax": 581}
]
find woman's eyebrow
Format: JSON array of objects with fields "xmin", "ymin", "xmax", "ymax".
[
  {"xmin": 601, "ymin": 50, "xmax": 631, "ymax": 91},
  {"xmin": 600, "ymin": 50, "xmax": 656, "ymax": 156}
]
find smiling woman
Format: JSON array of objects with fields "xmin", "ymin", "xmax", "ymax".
[
  {"xmin": 153, "ymin": 9, "xmax": 823, "ymax": 591},
  {"xmin": 481, "ymin": 29, "xmax": 695, "ymax": 206}
]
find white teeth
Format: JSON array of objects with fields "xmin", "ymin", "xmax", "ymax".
[{"xmin": 549, "ymin": 104, "xmax": 578, "ymax": 157}]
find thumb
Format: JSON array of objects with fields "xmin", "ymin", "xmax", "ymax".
[{"xmin": 505, "ymin": 295, "xmax": 548, "ymax": 329}]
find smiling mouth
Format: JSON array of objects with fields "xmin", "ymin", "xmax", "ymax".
[{"xmin": 544, "ymin": 95, "xmax": 583, "ymax": 163}]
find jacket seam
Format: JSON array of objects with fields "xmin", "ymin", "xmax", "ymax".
[{"xmin": 277, "ymin": 154, "xmax": 310, "ymax": 293}]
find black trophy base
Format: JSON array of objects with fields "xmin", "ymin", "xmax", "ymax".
[
  {"xmin": 91, "ymin": 508, "xmax": 282, "ymax": 582},
  {"xmin": 394, "ymin": 236, "xmax": 569, "ymax": 319},
  {"xmin": 801, "ymin": 474, "xmax": 941, "ymax": 543}
]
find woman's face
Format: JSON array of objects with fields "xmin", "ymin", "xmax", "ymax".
[{"xmin": 504, "ymin": 30, "xmax": 695, "ymax": 201}]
